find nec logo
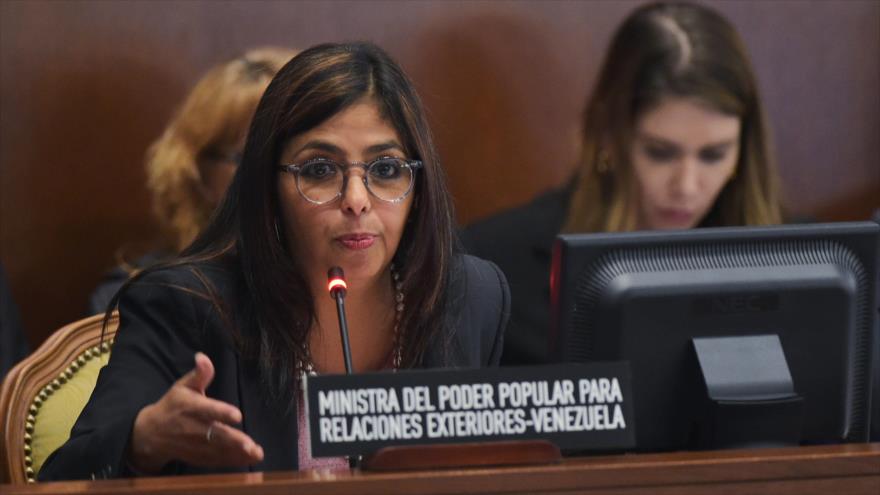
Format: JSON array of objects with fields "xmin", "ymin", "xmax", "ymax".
[{"xmin": 693, "ymin": 294, "xmax": 779, "ymax": 315}]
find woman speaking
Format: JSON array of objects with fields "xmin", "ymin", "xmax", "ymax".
[{"xmin": 40, "ymin": 42, "xmax": 509, "ymax": 479}]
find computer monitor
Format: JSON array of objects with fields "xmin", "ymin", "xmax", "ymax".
[{"xmin": 550, "ymin": 222, "xmax": 878, "ymax": 451}]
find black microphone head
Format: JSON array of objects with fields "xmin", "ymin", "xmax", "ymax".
[{"xmin": 327, "ymin": 266, "xmax": 347, "ymax": 298}]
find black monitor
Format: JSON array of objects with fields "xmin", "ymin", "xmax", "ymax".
[{"xmin": 550, "ymin": 222, "xmax": 878, "ymax": 451}]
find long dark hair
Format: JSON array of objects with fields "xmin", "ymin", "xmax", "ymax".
[
  {"xmin": 110, "ymin": 42, "xmax": 458, "ymax": 402},
  {"xmin": 563, "ymin": 1, "xmax": 782, "ymax": 233}
]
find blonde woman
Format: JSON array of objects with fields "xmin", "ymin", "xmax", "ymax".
[
  {"xmin": 463, "ymin": 2, "xmax": 783, "ymax": 365},
  {"xmin": 88, "ymin": 47, "xmax": 296, "ymax": 314}
]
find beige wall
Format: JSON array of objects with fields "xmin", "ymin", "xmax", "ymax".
[{"xmin": 1, "ymin": 0, "xmax": 878, "ymax": 346}]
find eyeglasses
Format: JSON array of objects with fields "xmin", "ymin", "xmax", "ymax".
[{"xmin": 278, "ymin": 157, "xmax": 422, "ymax": 205}]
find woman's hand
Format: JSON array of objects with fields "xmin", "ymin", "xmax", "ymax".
[{"xmin": 128, "ymin": 352, "xmax": 264, "ymax": 474}]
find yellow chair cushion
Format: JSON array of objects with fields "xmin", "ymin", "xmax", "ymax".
[{"xmin": 30, "ymin": 352, "xmax": 110, "ymax": 477}]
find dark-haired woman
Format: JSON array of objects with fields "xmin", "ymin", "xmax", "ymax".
[
  {"xmin": 40, "ymin": 42, "xmax": 509, "ymax": 480},
  {"xmin": 463, "ymin": 1, "xmax": 782, "ymax": 365}
]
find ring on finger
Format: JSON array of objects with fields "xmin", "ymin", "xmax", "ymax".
[{"xmin": 206, "ymin": 423, "xmax": 215, "ymax": 442}]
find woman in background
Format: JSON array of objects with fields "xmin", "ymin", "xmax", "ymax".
[
  {"xmin": 41, "ymin": 42, "xmax": 508, "ymax": 480},
  {"xmin": 463, "ymin": 1, "xmax": 782, "ymax": 365},
  {"xmin": 88, "ymin": 47, "xmax": 296, "ymax": 314}
]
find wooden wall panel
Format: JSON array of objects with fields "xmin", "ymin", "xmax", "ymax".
[{"xmin": 1, "ymin": 0, "xmax": 878, "ymax": 347}]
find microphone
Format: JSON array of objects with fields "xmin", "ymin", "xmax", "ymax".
[
  {"xmin": 327, "ymin": 267, "xmax": 361, "ymax": 469},
  {"xmin": 327, "ymin": 266, "xmax": 354, "ymax": 375}
]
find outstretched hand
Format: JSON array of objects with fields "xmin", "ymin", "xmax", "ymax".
[{"xmin": 128, "ymin": 352, "xmax": 264, "ymax": 474}]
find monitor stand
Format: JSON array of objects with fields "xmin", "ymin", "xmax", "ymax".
[{"xmin": 690, "ymin": 334, "xmax": 804, "ymax": 449}]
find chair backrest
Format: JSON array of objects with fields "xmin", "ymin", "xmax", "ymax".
[{"xmin": 0, "ymin": 312, "xmax": 118, "ymax": 484}]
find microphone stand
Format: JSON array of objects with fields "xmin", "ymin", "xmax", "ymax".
[
  {"xmin": 327, "ymin": 266, "xmax": 359, "ymax": 468},
  {"xmin": 327, "ymin": 266, "xmax": 354, "ymax": 374}
]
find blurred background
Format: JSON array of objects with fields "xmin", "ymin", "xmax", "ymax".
[{"xmin": 1, "ymin": 0, "xmax": 878, "ymax": 348}]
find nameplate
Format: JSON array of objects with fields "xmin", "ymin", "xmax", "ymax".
[{"xmin": 304, "ymin": 363, "xmax": 634, "ymax": 457}]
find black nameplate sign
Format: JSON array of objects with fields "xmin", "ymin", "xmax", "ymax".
[{"xmin": 304, "ymin": 363, "xmax": 634, "ymax": 457}]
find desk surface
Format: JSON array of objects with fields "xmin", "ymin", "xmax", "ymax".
[{"xmin": 3, "ymin": 443, "xmax": 879, "ymax": 495}]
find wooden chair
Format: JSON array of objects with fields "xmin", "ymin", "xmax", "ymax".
[{"xmin": 0, "ymin": 312, "xmax": 118, "ymax": 484}]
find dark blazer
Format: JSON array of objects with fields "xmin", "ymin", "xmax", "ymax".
[
  {"xmin": 461, "ymin": 184, "xmax": 571, "ymax": 365},
  {"xmin": 86, "ymin": 251, "xmax": 169, "ymax": 317},
  {"xmin": 39, "ymin": 254, "xmax": 509, "ymax": 480}
]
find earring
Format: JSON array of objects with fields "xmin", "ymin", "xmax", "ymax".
[{"xmin": 274, "ymin": 219, "xmax": 282, "ymax": 243}]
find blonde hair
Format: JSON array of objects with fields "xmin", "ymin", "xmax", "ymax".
[
  {"xmin": 563, "ymin": 2, "xmax": 782, "ymax": 234},
  {"xmin": 146, "ymin": 47, "xmax": 296, "ymax": 250}
]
